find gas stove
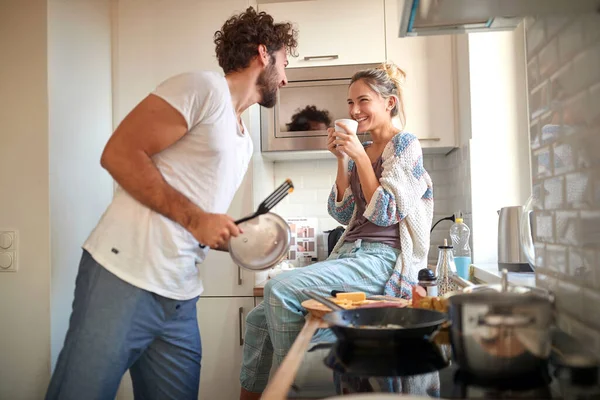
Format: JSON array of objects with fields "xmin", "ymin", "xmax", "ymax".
[{"xmin": 311, "ymin": 330, "xmax": 600, "ymax": 399}]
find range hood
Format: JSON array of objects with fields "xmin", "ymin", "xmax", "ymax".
[{"xmin": 398, "ymin": 0, "xmax": 600, "ymax": 37}]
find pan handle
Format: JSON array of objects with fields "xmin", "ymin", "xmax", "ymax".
[{"xmin": 302, "ymin": 289, "xmax": 345, "ymax": 311}]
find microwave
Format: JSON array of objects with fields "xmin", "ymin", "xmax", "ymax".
[{"xmin": 260, "ymin": 63, "xmax": 380, "ymax": 154}]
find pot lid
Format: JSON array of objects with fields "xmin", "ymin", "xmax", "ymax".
[
  {"xmin": 463, "ymin": 283, "xmax": 551, "ymax": 298},
  {"xmin": 228, "ymin": 212, "xmax": 291, "ymax": 271}
]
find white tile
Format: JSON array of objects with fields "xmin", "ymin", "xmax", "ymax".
[
  {"xmin": 543, "ymin": 176, "xmax": 565, "ymax": 210},
  {"xmin": 532, "ymin": 147, "xmax": 553, "ymax": 179},
  {"xmin": 534, "ymin": 213, "xmax": 555, "ymax": 242},
  {"xmin": 422, "ymin": 156, "xmax": 434, "ymax": 172},
  {"xmin": 433, "ymin": 199, "xmax": 452, "ymax": 215},
  {"xmin": 582, "ymin": 288, "xmax": 600, "ymax": 329},
  {"xmin": 273, "ymin": 203, "xmax": 306, "ymax": 217},
  {"xmin": 589, "ymin": 83, "xmax": 600, "ymax": 125},
  {"xmin": 553, "ymin": 141, "xmax": 576, "ymax": 175},
  {"xmin": 433, "ymin": 155, "xmax": 450, "ymax": 171},
  {"xmin": 555, "ymin": 211, "xmax": 580, "ymax": 246},
  {"xmin": 582, "ymin": 13, "xmax": 600, "ymax": 45},
  {"xmin": 566, "ymin": 317, "xmax": 600, "ymax": 360},
  {"xmin": 319, "ymin": 218, "xmax": 340, "ymax": 232},
  {"xmin": 527, "ymin": 19, "xmax": 546, "ymax": 57},
  {"xmin": 316, "ymin": 159, "xmax": 337, "ymax": 170},
  {"xmin": 530, "ymin": 82, "xmax": 551, "ymax": 119},
  {"xmin": 568, "ymin": 247, "xmax": 596, "ymax": 283},
  {"xmin": 546, "ymin": 16, "xmax": 571, "ymax": 39},
  {"xmin": 558, "ymin": 21, "xmax": 584, "ymax": 63},
  {"xmin": 571, "ymin": 43, "xmax": 600, "ymax": 95},
  {"xmin": 539, "ymin": 38, "xmax": 559, "ymax": 77},
  {"xmin": 287, "ymin": 189, "xmax": 318, "ymax": 204},
  {"xmin": 578, "ymin": 127, "xmax": 600, "ymax": 170},
  {"xmin": 566, "ymin": 172, "xmax": 592, "ymax": 209},
  {"xmin": 556, "ymin": 280, "xmax": 584, "ymax": 318},
  {"xmin": 536, "ymin": 270, "xmax": 558, "ymax": 293},
  {"xmin": 545, "ymin": 244, "xmax": 568, "ymax": 274},
  {"xmin": 530, "ymin": 121, "xmax": 541, "ymax": 150},
  {"xmin": 559, "ymin": 92, "xmax": 588, "ymax": 134},
  {"xmin": 579, "ymin": 211, "xmax": 600, "ymax": 249}
]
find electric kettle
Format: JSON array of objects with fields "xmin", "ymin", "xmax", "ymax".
[{"xmin": 497, "ymin": 205, "xmax": 533, "ymax": 272}]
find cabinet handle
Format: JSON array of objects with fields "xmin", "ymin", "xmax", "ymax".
[
  {"xmin": 417, "ymin": 137, "xmax": 442, "ymax": 141},
  {"xmin": 238, "ymin": 266, "xmax": 243, "ymax": 286},
  {"xmin": 238, "ymin": 307, "xmax": 245, "ymax": 346},
  {"xmin": 303, "ymin": 54, "xmax": 339, "ymax": 61}
]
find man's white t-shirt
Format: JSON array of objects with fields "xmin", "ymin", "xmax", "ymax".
[{"xmin": 83, "ymin": 71, "xmax": 253, "ymax": 300}]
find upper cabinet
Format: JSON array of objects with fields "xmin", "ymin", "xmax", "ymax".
[
  {"xmin": 385, "ymin": 0, "xmax": 458, "ymax": 152},
  {"xmin": 258, "ymin": 0, "xmax": 386, "ymax": 68},
  {"xmin": 113, "ymin": 0, "xmax": 249, "ymax": 122}
]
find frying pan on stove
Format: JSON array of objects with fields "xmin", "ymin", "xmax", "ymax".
[{"xmin": 303, "ymin": 290, "xmax": 447, "ymax": 346}]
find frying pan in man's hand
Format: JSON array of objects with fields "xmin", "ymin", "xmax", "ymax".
[{"xmin": 303, "ymin": 290, "xmax": 447, "ymax": 346}]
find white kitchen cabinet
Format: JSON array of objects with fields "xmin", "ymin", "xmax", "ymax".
[
  {"xmin": 197, "ymin": 297, "xmax": 255, "ymax": 400},
  {"xmin": 258, "ymin": 0, "xmax": 386, "ymax": 68},
  {"xmin": 197, "ymin": 160, "xmax": 256, "ymax": 297},
  {"xmin": 384, "ymin": 0, "xmax": 458, "ymax": 152},
  {"xmin": 114, "ymin": 0, "xmax": 250, "ymax": 122}
]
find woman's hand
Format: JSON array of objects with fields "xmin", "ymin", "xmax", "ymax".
[
  {"xmin": 326, "ymin": 128, "xmax": 347, "ymax": 160},
  {"xmin": 332, "ymin": 122, "xmax": 367, "ymax": 162}
]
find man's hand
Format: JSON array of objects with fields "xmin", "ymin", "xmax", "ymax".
[{"xmin": 191, "ymin": 212, "xmax": 241, "ymax": 249}]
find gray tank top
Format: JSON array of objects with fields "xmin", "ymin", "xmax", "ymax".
[{"xmin": 343, "ymin": 156, "xmax": 401, "ymax": 249}]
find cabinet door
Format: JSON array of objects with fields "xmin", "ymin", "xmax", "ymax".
[
  {"xmin": 197, "ymin": 297, "xmax": 255, "ymax": 400},
  {"xmin": 114, "ymin": 0, "xmax": 249, "ymax": 122},
  {"xmin": 259, "ymin": 0, "xmax": 386, "ymax": 68},
  {"xmin": 197, "ymin": 163, "xmax": 256, "ymax": 297},
  {"xmin": 384, "ymin": 0, "xmax": 457, "ymax": 151}
]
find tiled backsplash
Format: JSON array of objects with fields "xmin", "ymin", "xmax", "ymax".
[
  {"xmin": 426, "ymin": 145, "xmax": 472, "ymax": 264},
  {"xmin": 272, "ymin": 147, "xmax": 472, "ymax": 264},
  {"xmin": 525, "ymin": 14, "xmax": 600, "ymax": 357}
]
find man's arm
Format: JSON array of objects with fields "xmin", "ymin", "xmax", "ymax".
[{"xmin": 101, "ymin": 94, "xmax": 239, "ymax": 248}]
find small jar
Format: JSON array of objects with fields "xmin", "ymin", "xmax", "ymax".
[{"xmin": 418, "ymin": 268, "xmax": 438, "ymax": 297}]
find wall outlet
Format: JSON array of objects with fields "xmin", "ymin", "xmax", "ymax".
[{"xmin": 0, "ymin": 231, "xmax": 18, "ymax": 272}]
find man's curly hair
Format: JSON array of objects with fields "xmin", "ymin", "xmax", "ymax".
[
  {"xmin": 286, "ymin": 105, "xmax": 332, "ymax": 131},
  {"xmin": 214, "ymin": 7, "xmax": 298, "ymax": 74}
]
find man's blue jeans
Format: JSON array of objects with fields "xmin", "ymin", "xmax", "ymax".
[{"xmin": 45, "ymin": 251, "xmax": 202, "ymax": 400}]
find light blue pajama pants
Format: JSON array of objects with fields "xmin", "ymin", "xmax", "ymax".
[{"xmin": 240, "ymin": 240, "xmax": 400, "ymax": 392}]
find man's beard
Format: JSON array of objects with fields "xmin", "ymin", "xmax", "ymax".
[{"xmin": 257, "ymin": 62, "xmax": 279, "ymax": 108}]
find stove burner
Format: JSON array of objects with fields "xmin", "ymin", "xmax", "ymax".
[
  {"xmin": 453, "ymin": 367, "xmax": 552, "ymax": 391},
  {"xmin": 323, "ymin": 338, "xmax": 450, "ymax": 377}
]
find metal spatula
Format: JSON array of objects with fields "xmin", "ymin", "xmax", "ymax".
[
  {"xmin": 199, "ymin": 179, "xmax": 294, "ymax": 248},
  {"xmin": 235, "ymin": 179, "xmax": 294, "ymax": 224}
]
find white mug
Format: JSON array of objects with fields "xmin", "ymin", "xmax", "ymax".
[{"xmin": 334, "ymin": 118, "xmax": 358, "ymax": 134}]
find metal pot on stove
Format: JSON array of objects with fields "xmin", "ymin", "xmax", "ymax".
[{"xmin": 447, "ymin": 272, "xmax": 554, "ymax": 379}]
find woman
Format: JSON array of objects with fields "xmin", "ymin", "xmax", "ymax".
[{"xmin": 239, "ymin": 62, "xmax": 433, "ymax": 400}]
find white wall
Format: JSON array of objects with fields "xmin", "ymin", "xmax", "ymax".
[
  {"xmin": 0, "ymin": 1, "xmax": 52, "ymax": 398},
  {"xmin": 468, "ymin": 24, "xmax": 531, "ymax": 263},
  {"xmin": 48, "ymin": 0, "xmax": 114, "ymax": 369}
]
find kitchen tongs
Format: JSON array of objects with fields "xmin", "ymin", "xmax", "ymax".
[{"xmin": 235, "ymin": 179, "xmax": 294, "ymax": 224}]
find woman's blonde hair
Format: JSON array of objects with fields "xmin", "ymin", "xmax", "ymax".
[{"xmin": 350, "ymin": 62, "xmax": 407, "ymax": 128}]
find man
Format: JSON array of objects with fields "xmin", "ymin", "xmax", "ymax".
[
  {"xmin": 46, "ymin": 7, "xmax": 297, "ymax": 400},
  {"xmin": 286, "ymin": 105, "xmax": 332, "ymax": 132}
]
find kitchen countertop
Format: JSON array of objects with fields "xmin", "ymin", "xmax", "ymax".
[
  {"xmin": 253, "ymin": 280, "xmax": 267, "ymax": 297},
  {"xmin": 472, "ymin": 262, "xmax": 537, "ymax": 287},
  {"xmin": 253, "ymin": 263, "xmax": 537, "ymax": 297}
]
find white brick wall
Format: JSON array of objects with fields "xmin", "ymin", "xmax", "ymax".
[
  {"xmin": 427, "ymin": 147, "xmax": 472, "ymax": 263},
  {"xmin": 525, "ymin": 14, "xmax": 600, "ymax": 357},
  {"xmin": 272, "ymin": 149, "xmax": 472, "ymax": 264}
]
